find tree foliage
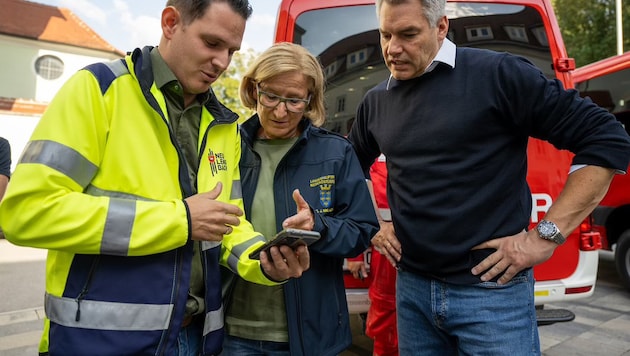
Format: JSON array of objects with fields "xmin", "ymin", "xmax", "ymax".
[
  {"xmin": 212, "ymin": 48, "xmax": 258, "ymax": 123},
  {"xmin": 553, "ymin": 0, "xmax": 630, "ymax": 66}
]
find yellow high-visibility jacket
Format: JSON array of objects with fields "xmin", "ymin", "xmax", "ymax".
[{"xmin": 0, "ymin": 46, "xmax": 275, "ymax": 356}]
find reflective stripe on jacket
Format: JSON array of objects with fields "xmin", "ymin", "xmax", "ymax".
[{"xmin": 0, "ymin": 46, "xmax": 274, "ymax": 356}]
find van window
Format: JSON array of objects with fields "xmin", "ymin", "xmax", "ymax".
[
  {"xmin": 575, "ymin": 67, "xmax": 630, "ymax": 116},
  {"xmin": 294, "ymin": 2, "xmax": 554, "ymax": 135}
]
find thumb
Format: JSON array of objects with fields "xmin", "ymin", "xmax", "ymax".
[
  {"xmin": 206, "ymin": 182, "xmax": 223, "ymax": 200},
  {"xmin": 292, "ymin": 189, "xmax": 309, "ymax": 212}
]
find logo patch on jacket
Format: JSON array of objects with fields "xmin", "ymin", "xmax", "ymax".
[
  {"xmin": 207, "ymin": 149, "xmax": 227, "ymax": 176},
  {"xmin": 310, "ymin": 175, "xmax": 335, "ymax": 213}
]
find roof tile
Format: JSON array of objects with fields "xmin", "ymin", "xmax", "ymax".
[{"xmin": 0, "ymin": 0, "xmax": 124, "ymax": 55}]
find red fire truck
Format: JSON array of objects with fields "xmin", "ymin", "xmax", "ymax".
[
  {"xmin": 573, "ymin": 52, "xmax": 630, "ymax": 290},
  {"xmin": 274, "ymin": 0, "xmax": 602, "ymax": 324}
]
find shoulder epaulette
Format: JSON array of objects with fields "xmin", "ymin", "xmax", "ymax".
[{"xmin": 83, "ymin": 59, "xmax": 129, "ymax": 95}]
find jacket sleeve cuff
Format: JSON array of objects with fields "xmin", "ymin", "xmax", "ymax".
[
  {"xmin": 260, "ymin": 265, "xmax": 288, "ymax": 284},
  {"xmin": 312, "ymin": 208, "xmax": 328, "ymax": 239},
  {"xmin": 182, "ymin": 199, "xmax": 193, "ymax": 241}
]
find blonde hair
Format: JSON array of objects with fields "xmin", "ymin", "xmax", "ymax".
[{"xmin": 240, "ymin": 42, "xmax": 326, "ymax": 127}]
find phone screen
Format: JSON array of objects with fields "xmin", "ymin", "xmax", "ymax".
[{"xmin": 248, "ymin": 228, "xmax": 321, "ymax": 260}]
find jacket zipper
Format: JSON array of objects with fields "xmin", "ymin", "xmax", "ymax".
[{"xmin": 75, "ymin": 256, "xmax": 100, "ymax": 321}]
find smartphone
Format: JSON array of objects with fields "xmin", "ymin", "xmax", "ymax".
[{"xmin": 248, "ymin": 228, "xmax": 321, "ymax": 260}]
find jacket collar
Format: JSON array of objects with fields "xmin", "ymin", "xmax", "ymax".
[
  {"xmin": 240, "ymin": 114, "xmax": 313, "ymax": 146},
  {"xmin": 128, "ymin": 46, "xmax": 239, "ymax": 124}
]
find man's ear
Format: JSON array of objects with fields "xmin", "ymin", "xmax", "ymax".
[
  {"xmin": 437, "ymin": 15, "xmax": 449, "ymax": 41},
  {"xmin": 161, "ymin": 6, "xmax": 181, "ymax": 39}
]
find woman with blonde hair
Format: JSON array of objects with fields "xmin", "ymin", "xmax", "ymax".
[{"xmin": 222, "ymin": 42, "xmax": 379, "ymax": 355}]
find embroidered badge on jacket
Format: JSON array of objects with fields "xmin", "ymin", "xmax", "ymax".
[
  {"xmin": 208, "ymin": 149, "xmax": 227, "ymax": 176},
  {"xmin": 310, "ymin": 175, "xmax": 335, "ymax": 212}
]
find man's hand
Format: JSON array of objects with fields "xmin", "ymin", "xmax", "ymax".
[
  {"xmin": 184, "ymin": 182, "xmax": 243, "ymax": 241},
  {"xmin": 371, "ymin": 221, "xmax": 400, "ymax": 268},
  {"xmin": 471, "ymin": 229, "xmax": 556, "ymax": 284},
  {"xmin": 281, "ymin": 189, "xmax": 315, "ymax": 230},
  {"xmin": 347, "ymin": 260, "xmax": 368, "ymax": 280},
  {"xmin": 260, "ymin": 244, "xmax": 310, "ymax": 280},
  {"xmin": 471, "ymin": 166, "xmax": 616, "ymax": 284}
]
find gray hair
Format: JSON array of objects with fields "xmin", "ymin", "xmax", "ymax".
[{"xmin": 375, "ymin": 0, "xmax": 446, "ymax": 28}]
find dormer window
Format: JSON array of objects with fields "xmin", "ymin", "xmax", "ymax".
[
  {"xmin": 465, "ymin": 26, "xmax": 493, "ymax": 41},
  {"xmin": 347, "ymin": 48, "xmax": 369, "ymax": 69},
  {"xmin": 530, "ymin": 26, "xmax": 549, "ymax": 47},
  {"xmin": 504, "ymin": 25, "xmax": 529, "ymax": 43}
]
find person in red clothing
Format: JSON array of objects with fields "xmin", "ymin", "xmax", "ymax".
[{"xmin": 348, "ymin": 155, "xmax": 398, "ymax": 356}]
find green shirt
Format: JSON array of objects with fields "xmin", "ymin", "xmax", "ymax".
[
  {"xmin": 226, "ymin": 137, "xmax": 297, "ymax": 342},
  {"xmin": 151, "ymin": 47, "xmax": 209, "ymax": 317}
]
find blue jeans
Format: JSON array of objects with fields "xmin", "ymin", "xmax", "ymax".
[
  {"xmin": 177, "ymin": 321, "xmax": 202, "ymax": 356},
  {"xmin": 221, "ymin": 334, "xmax": 290, "ymax": 356},
  {"xmin": 396, "ymin": 268, "xmax": 540, "ymax": 356}
]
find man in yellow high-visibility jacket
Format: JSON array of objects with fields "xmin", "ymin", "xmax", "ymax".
[{"xmin": 0, "ymin": 1, "xmax": 310, "ymax": 355}]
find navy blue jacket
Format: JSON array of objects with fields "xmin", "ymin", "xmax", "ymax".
[{"xmin": 238, "ymin": 116, "xmax": 379, "ymax": 356}]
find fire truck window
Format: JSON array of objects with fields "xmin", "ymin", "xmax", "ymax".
[{"xmin": 294, "ymin": 2, "xmax": 553, "ymax": 135}]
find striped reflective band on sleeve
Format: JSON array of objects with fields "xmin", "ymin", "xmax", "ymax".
[
  {"xmin": 225, "ymin": 234, "xmax": 266, "ymax": 272},
  {"xmin": 45, "ymin": 293, "xmax": 173, "ymax": 331},
  {"xmin": 230, "ymin": 180, "xmax": 242, "ymax": 200},
  {"xmin": 19, "ymin": 141, "xmax": 138, "ymax": 256},
  {"xmin": 20, "ymin": 140, "xmax": 98, "ymax": 189},
  {"xmin": 86, "ymin": 186, "xmax": 150, "ymax": 256},
  {"xmin": 86, "ymin": 185, "xmax": 153, "ymax": 201},
  {"xmin": 203, "ymin": 305, "xmax": 224, "ymax": 336},
  {"xmin": 101, "ymin": 198, "xmax": 136, "ymax": 256}
]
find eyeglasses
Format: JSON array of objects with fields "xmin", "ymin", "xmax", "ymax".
[{"xmin": 256, "ymin": 84, "xmax": 311, "ymax": 113}]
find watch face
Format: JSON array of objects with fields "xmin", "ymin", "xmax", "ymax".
[
  {"xmin": 537, "ymin": 220, "xmax": 565, "ymax": 244},
  {"xmin": 538, "ymin": 221, "xmax": 557, "ymax": 237}
]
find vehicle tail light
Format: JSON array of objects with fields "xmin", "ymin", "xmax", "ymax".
[{"xmin": 565, "ymin": 286, "xmax": 593, "ymax": 294}]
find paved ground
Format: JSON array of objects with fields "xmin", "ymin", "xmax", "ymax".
[
  {"xmin": 538, "ymin": 251, "xmax": 630, "ymax": 356},
  {"xmin": 0, "ymin": 239, "xmax": 46, "ymax": 355},
  {"xmin": 1, "ymin": 240, "xmax": 629, "ymax": 355},
  {"xmin": 342, "ymin": 251, "xmax": 630, "ymax": 356}
]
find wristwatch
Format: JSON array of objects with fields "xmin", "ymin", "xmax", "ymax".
[{"xmin": 536, "ymin": 220, "xmax": 566, "ymax": 245}]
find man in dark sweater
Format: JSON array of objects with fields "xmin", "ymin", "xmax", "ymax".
[{"xmin": 347, "ymin": 0, "xmax": 630, "ymax": 354}]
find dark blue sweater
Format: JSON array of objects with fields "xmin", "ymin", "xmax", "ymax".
[{"xmin": 348, "ymin": 47, "xmax": 630, "ymax": 284}]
